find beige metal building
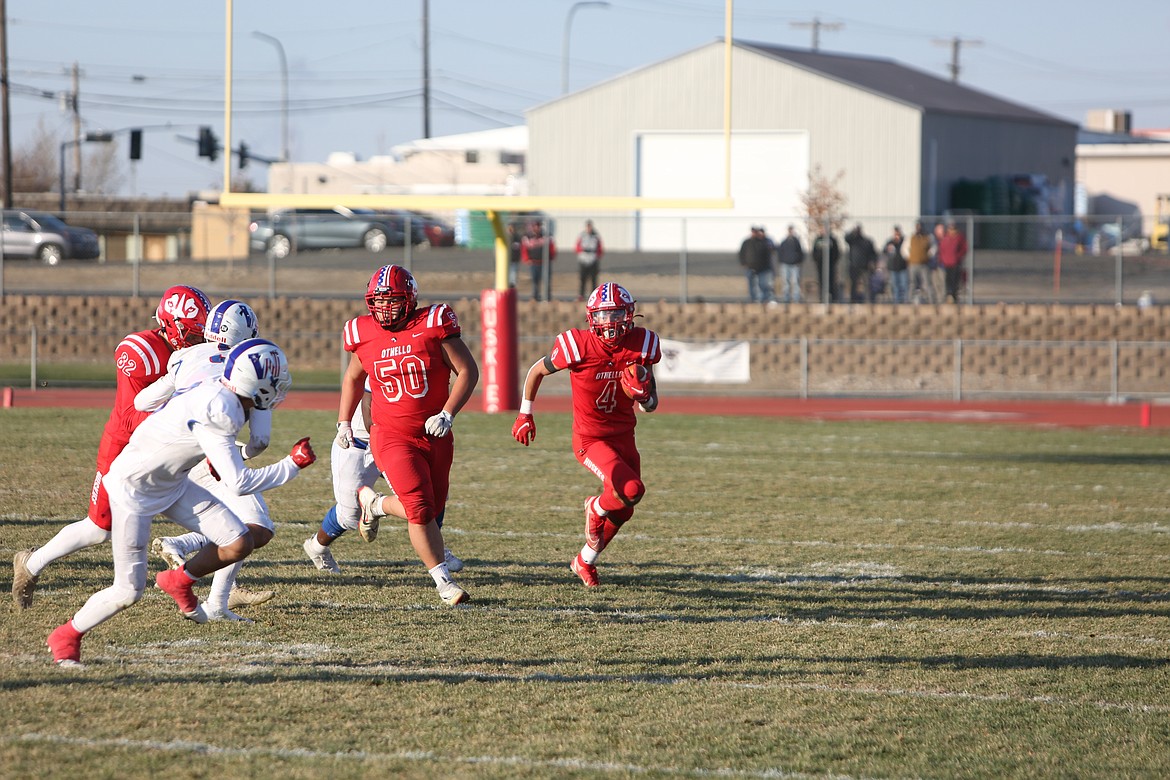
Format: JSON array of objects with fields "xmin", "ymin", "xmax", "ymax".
[{"xmin": 527, "ymin": 39, "xmax": 1077, "ymax": 251}]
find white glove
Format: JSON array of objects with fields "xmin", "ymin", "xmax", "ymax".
[
  {"xmin": 335, "ymin": 421, "xmax": 354, "ymax": 449},
  {"xmin": 424, "ymin": 410, "xmax": 453, "ymax": 437}
]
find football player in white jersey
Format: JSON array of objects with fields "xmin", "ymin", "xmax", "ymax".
[
  {"xmin": 47, "ymin": 338, "xmax": 317, "ymax": 667},
  {"xmin": 137, "ymin": 299, "xmax": 276, "ymax": 621}
]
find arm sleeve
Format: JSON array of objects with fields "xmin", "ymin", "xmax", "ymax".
[
  {"xmin": 194, "ymin": 415, "xmax": 299, "ymax": 497},
  {"xmin": 134, "ymin": 374, "xmax": 177, "ymax": 412},
  {"xmin": 242, "ymin": 408, "xmax": 272, "ymax": 459}
]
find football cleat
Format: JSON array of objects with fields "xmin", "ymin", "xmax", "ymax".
[
  {"xmin": 571, "ymin": 554, "xmax": 600, "ymax": 588},
  {"xmin": 151, "ymin": 537, "xmax": 186, "ymax": 570},
  {"xmin": 438, "ymin": 580, "xmax": 470, "ymax": 606},
  {"xmin": 155, "ymin": 569, "xmax": 208, "ymax": 623},
  {"xmin": 12, "ymin": 547, "xmax": 39, "ymax": 609},
  {"xmin": 444, "ymin": 547, "xmax": 464, "ymax": 573},
  {"xmin": 227, "ymin": 586, "xmax": 275, "ymax": 609},
  {"xmin": 357, "ymin": 486, "xmax": 383, "ymax": 543},
  {"xmin": 303, "ymin": 536, "xmax": 341, "ymax": 574},
  {"xmin": 206, "ymin": 606, "xmax": 254, "ymax": 624},
  {"xmin": 48, "ymin": 622, "xmax": 84, "ymax": 667},
  {"xmin": 584, "ymin": 496, "xmax": 606, "ymax": 552}
]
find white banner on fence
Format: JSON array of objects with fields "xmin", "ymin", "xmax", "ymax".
[{"xmin": 656, "ymin": 339, "xmax": 751, "ymax": 384}]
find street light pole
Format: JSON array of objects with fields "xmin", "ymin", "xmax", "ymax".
[
  {"xmin": 58, "ymin": 131, "xmax": 113, "ymax": 212},
  {"xmin": 252, "ymin": 30, "xmax": 289, "ymax": 162},
  {"xmin": 561, "ymin": 1, "xmax": 610, "ymax": 94}
]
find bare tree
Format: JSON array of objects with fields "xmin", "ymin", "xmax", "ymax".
[
  {"xmin": 8, "ymin": 118, "xmax": 125, "ymax": 196},
  {"xmin": 83, "ymin": 141, "xmax": 124, "ymax": 195},
  {"xmin": 800, "ymin": 164, "xmax": 848, "ymax": 233},
  {"xmin": 10, "ymin": 118, "xmax": 58, "ymax": 194}
]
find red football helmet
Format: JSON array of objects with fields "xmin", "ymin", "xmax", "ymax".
[
  {"xmin": 365, "ymin": 264, "xmax": 418, "ymax": 329},
  {"xmin": 155, "ymin": 285, "xmax": 212, "ymax": 349},
  {"xmin": 586, "ymin": 282, "xmax": 636, "ymax": 345}
]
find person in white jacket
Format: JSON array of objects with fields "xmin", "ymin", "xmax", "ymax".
[{"xmin": 46, "ymin": 338, "xmax": 316, "ymax": 667}]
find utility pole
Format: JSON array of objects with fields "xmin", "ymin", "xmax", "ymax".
[
  {"xmin": 933, "ymin": 36, "xmax": 982, "ymax": 83},
  {"xmin": 422, "ymin": 0, "xmax": 431, "ymax": 138},
  {"xmin": 790, "ymin": 17, "xmax": 842, "ymax": 52},
  {"xmin": 70, "ymin": 62, "xmax": 81, "ymax": 195},
  {"xmin": 0, "ymin": 0, "xmax": 12, "ymax": 208}
]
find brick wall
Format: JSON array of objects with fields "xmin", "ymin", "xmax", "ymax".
[{"xmin": 4, "ymin": 295, "xmax": 1170, "ymax": 396}]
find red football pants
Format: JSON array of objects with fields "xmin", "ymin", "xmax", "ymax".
[
  {"xmin": 574, "ymin": 432, "xmax": 644, "ymax": 520},
  {"xmin": 370, "ymin": 427, "xmax": 453, "ymax": 525}
]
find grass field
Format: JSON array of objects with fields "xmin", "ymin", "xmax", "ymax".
[{"xmin": 2, "ymin": 408, "xmax": 1169, "ymax": 779}]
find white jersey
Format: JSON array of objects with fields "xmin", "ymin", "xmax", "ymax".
[
  {"xmin": 105, "ymin": 381, "xmax": 299, "ymax": 517},
  {"xmin": 135, "ymin": 342, "xmax": 271, "ymax": 458}
]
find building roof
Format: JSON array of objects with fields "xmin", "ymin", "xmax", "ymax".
[
  {"xmin": 737, "ymin": 41, "xmax": 1075, "ymax": 127},
  {"xmin": 391, "ymin": 125, "xmax": 528, "ymax": 157}
]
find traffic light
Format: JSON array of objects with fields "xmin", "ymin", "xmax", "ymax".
[
  {"xmin": 129, "ymin": 129, "xmax": 142, "ymax": 160},
  {"xmin": 238, "ymin": 142, "xmax": 249, "ymax": 169},
  {"xmin": 198, "ymin": 126, "xmax": 218, "ymax": 161}
]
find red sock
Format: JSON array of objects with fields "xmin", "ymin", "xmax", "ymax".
[{"xmin": 58, "ymin": 621, "xmax": 84, "ymax": 642}]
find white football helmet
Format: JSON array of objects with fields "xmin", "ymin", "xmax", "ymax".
[
  {"xmin": 221, "ymin": 338, "xmax": 291, "ymax": 410},
  {"xmin": 205, "ymin": 299, "xmax": 259, "ymax": 348}
]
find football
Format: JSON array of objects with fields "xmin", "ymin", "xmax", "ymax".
[{"xmin": 620, "ymin": 363, "xmax": 650, "ymax": 399}]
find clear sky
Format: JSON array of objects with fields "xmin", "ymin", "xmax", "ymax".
[{"xmin": 7, "ymin": 0, "xmax": 1170, "ymax": 198}]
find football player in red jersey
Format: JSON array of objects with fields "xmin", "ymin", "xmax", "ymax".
[
  {"xmin": 12, "ymin": 285, "xmax": 212, "ymax": 609},
  {"xmin": 336, "ymin": 265, "xmax": 479, "ymax": 606},
  {"xmin": 511, "ymin": 282, "xmax": 662, "ymax": 587}
]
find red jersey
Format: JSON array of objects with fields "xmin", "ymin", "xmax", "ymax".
[
  {"xmin": 549, "ymin": 326, "xmax": 661, "ymax": 438},
  {"xmin": 102, "ymin": 328, "xmax": 174, "ymax": 448},
  {"xmin": 342, "ymin": 304, "xmax": 462, "ymax": 437}
]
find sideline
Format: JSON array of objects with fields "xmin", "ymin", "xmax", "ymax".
[{"xmin": 2, "ymin": 387, "xmax": 1166, "ymax": 429}]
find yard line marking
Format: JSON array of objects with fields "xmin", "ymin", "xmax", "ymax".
[
  {"xmin": 13, "ymin": 647, "xmax": 1164, "ymax": 717},
  {"xmin": 8, "ymin": 733, "xmax": 844, "ymax": 779}
]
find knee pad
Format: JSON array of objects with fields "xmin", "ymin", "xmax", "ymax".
[
  {"xmin": 435, "ymin": 508, "xmax": 445, "ymax": 529},
  {"xmin": 616, "ymin": 477, "xmax": 645, "ymax": 507},
  {"xmin": 321, "ymin": 505, "xmax": 346, "ymax": 539},
  {"xmin": 110, "ymin": 583, "xmax": 144, "ymax": 610}
]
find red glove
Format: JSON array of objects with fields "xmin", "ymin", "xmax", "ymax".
[
  {"xmin": 620, "ymin": 366, "xmax": 652, "ymax": 402},
  {"xmin": 512, "ymin": 413, "xmax": 536, "ymax": 446},
  {"xmin": 290, "ymin": 437, "xmax": 316, "ymax": 468},
  {"xmin": 205, "ymin": 458, "xmax": 221, "ymax": 481}
]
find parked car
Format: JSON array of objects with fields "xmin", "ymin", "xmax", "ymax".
[
  {"xmin": 375, "ymin": 210, "xmax": 430, "ymax": 246},
  {"xmin": 1, "ymin": 209, "xmax": 101, "ymax": 266},
  {"xmin": 248, "ymin": 207, "xmax": 406, "ymax": 259}
]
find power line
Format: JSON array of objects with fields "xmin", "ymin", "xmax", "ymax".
[{"xmin": 789, "ymin": 17, "xmax": 843, "ymax": 52}]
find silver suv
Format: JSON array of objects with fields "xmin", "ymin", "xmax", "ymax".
[
  {"xmin": 248, "ymin": 207, "xmax": 407, "ymax": 260},
  {"xmin": 1, "ymin": 210, "xmax": 101, "ymax": 266}
]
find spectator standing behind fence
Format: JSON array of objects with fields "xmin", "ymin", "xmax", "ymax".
[
  {"xmin": 738, "ymin": 224, "xmax": 775, "ymax": 303},
  {"xmin": 574, "ymin": 219, "xmax": 604, "ymax": 301},
  {"xmin": 938, "ymin": 223, "xmax": 969, "ymax": 303},
  {"xmin": 506, "ymin": 222, "xmax": 522, "ymax": 289},
  {"xmin": 931, "ymin": 224, "xmax": 946, "ymax": 302},
  {"xmin": 845, "ymin": 224, "xmax": 878, "ymax": 304},
  {"xmin": 776, "ymin": 225, "xmax": 805, "ymax": 303},
  {"xmin": 521, "ymin": 221, "xmax": 556, "ymax": 301},
  {"xmin": 812, "ymin": 228, "xmax": 841, "ymax": 303},
  {"xmin": 884, "ymin": 225, "xmax": 908, "ymax": 304},
  {"xmin": 906, "ymin": 221, "xmax": 935, "ymax": 304}
]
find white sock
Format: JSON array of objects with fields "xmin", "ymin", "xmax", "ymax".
[
  {"xmin": 27, "ymin": 519, "xmax": 111, "ymax": 576},
  {"xmin": 580, "ymin": 546, "xmax": 600, "ymax": 566},
  {"xmin": 305, "ymin": 536, "xmax": 327, "ymax": 554},
  {"xmin": 428, "ymin": 562, "xmax": 453, "ymax": 587},
  {"xmin": 207, "ymin": 562, "xmax": 242, "ymax": 612},
  {"xmin": 167, "ymin": 532, "xmax": 210, "ymax": 559}
]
